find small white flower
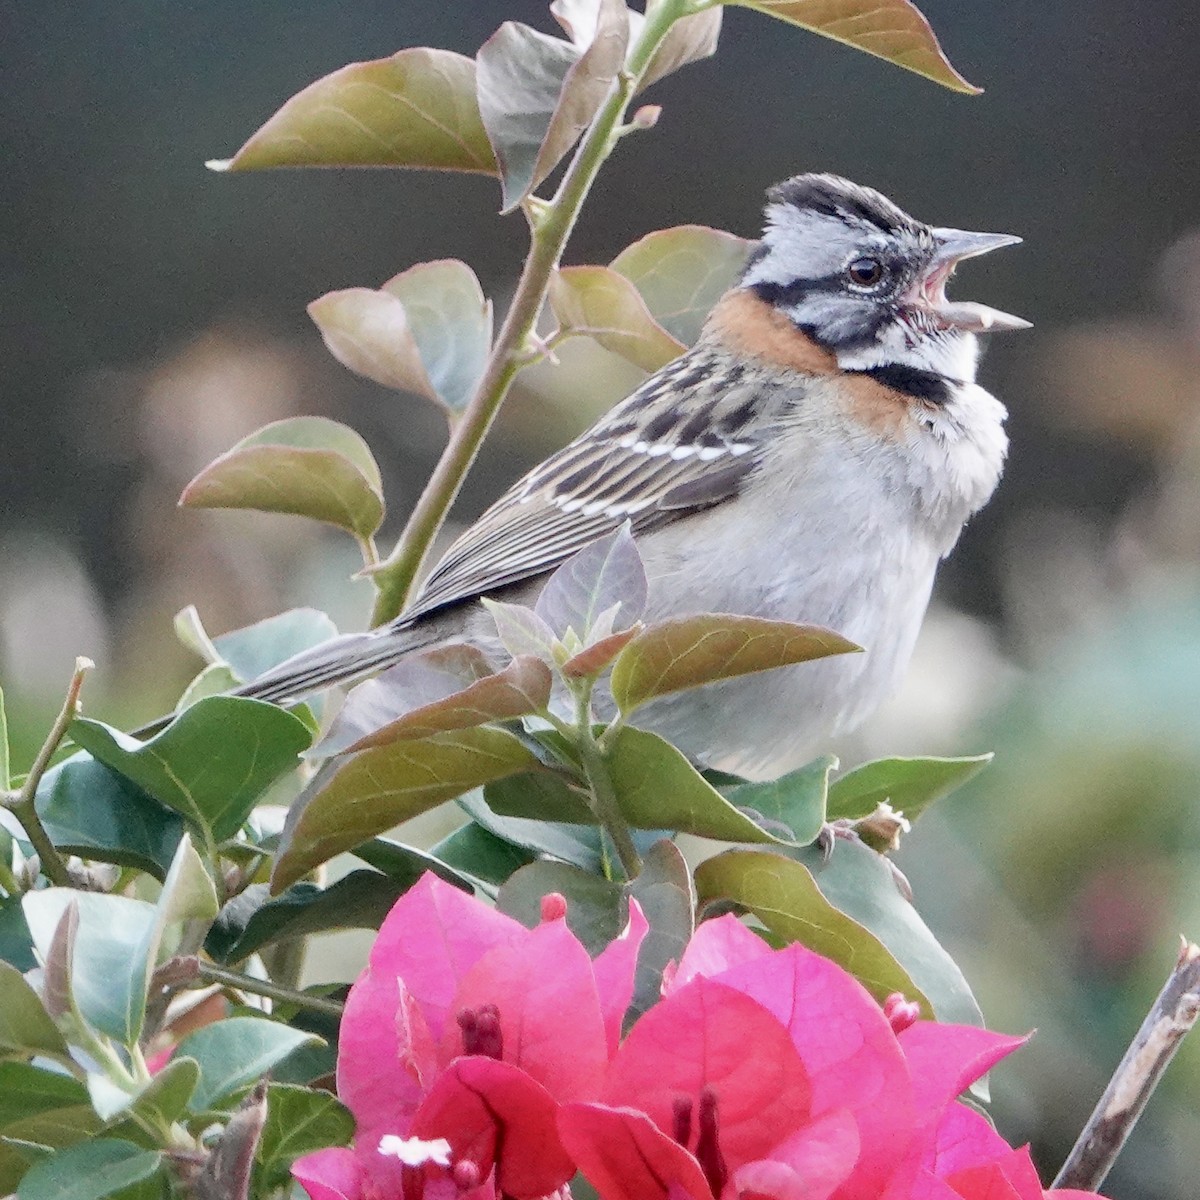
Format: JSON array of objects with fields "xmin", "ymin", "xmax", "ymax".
[{"xmin": 377, "ymin": 1134, "xmax": 453, "ymax": 1167}]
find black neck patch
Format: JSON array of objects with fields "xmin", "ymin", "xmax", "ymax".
[{"xmin": 852, "ymin": 363, "xmax": 954, "ymax": 406}]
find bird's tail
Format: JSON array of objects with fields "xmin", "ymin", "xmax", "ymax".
[{"xmin": 233, "ymin": 620, "xmax": 442, "ymax": 707}]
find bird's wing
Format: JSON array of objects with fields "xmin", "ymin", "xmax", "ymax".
[{"xmin": 405, "ymin": 347, "xmax": 772, "ymax": 621}]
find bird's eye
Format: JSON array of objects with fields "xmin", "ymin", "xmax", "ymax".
[{"xmin": 846, "ymin": 257, "xmax": 885, "ymax": 287}]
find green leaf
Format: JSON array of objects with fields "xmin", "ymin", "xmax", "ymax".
[
  {"xmin": 428, "ymin": 822, "xmax": 536, "ymax": 888},
  {"xmin": 35, "ymin": 755, "xmax": 184, "ymax": 880},
  {"xmin": 349, "ymin": 837, "xmax": 478, "ymax": 892},
  {"xmin": 791, "ymin": 839, "xmax": 983, "ymax": 1026},
  {"xmin": 481, "ymin": 600, "xmax": 558, "ymax": 663},
  {"xmin": 627, "ymin": 839, "xmax": 694, "ymax": 1022},
  {"xmin": 123, "ymin": 1057, "xmax": 200, "ymax": 1129},
  {"xmin": 605, "ymin": 727, "xmax": 784, "ymax": 843},
  {"xmin": 694, "ymin": 848, "xmax": 930, "ymax": 1013},
  {"xmin": 209, "ymin": 49, "xmax": 497, "ymax": 173},
  {"xmin": 213, "ymin": 608, "xmax": 341, "ymax": 684},
  {"xmin": 174, "ymin": 605, "xmax": 223, "ymax": 665},
  {"xmin": 477, "ymin": 1, "xmax": 628, "ymax": 212},
  {"xmin": 138, "ymin": 834, "xmax": 219, "ymax": 979},
  {"xmin": 534, "ymin": 524, "xmax": 647, "ymax": 641},
  {"xmin": 316, "ymin": 652, "xmax": 551, "ymax": 755},
  {"xmin": 0, "ymin": 1066, "xmax": 98, "ymax": 1192},
  {"xmin": 0, "ymin": 1064, "xmax": 88, "ymax": 1126},
  {"xmin": 0, "ymin": 961, "xmax": 68, "ymax": 1060},
  {"xmin": 179, "ymin": 417, "xmax": 384, "ymax": 541},
  {"xmin": 550, "ymin": 265, "xmax": 685, "ymax": 372},
  {"xmin": 826, "ymin": 754, "xmax": 993, "ymax": 822},
  {"xmin": 272, "ymin": 728, "xmax": 539, "ymax": 890},
  {"xmin": 483, "ymin": 771, "xmax": 596, "ymax": 826},
  {"xmin": 178, "ymin": 1018, "xmax": 322, "ymax": 1113},
  {"xmin": 725, "ymin": 0, "xmax": 980, "ymax": 93},
  {"xmin": 458, "ymin": 793, "xmax": 604, "ymax": 873},
  {"xmin": 15, "ymin": 1138, "xmax": 162, "ymax": 1200},
  {"xmin": 70, "ymin": 697, "xmax": 312, "ymax": 843},
  {"xmin": 175, "ymin": 663, "xmax": 241, "ymax": 712},
  {"xmin": 257, "ymin": 1084, "xmax": 354, "ymax": 1190},
  {"xmin": 498, "ymin": 862, "xmax": 626, "ymax": 954},
  {"xmin": 379, "ymin": 260, "xmax": 493, "ymax": 413},
  {"xmin": 721, "ymin": 755, "xmax": 836, "ymax": 845},
  {"xmin": 0, "ymin": 899, "xmax": 35, "ymax": 972},
  {"xmin": 611, "ymin": 226, "xmax": 753, "ymax": 346},
  {"xmin": 207, "ymin": 872, "xmax": 412, "ymax": 965},
  {"xmin": 22, "ymin": 891, "xmax": 157, "ymax": 1046},
  {"xmin": 610, "ymin": 614, "xmax": 859, "ymax": 713}
]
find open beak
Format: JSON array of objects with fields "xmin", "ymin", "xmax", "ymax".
[{"xmin": 907, "ymin": 227, "xmax": 1031, "ymax": 333}]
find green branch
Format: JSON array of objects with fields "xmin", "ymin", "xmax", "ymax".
[
  {"xmin": 196, "ymin": 961, "xmax": 345, "ymax": 1019},
  {"xmin": 368, "ymin": 0, "xmax": 691, "ymax": 625},
  {"xmin": 0, "ymin": 657, "xmax": 93, "ymax": 888}
]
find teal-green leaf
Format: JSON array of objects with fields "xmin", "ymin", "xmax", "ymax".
[
  {"xmin": 350, "ymin": 836, "xmax": 478, "ymax": 893},
  {"xmin": 178, "ymin": 1018, "xmax": 322, "ymax": 1113},
  {"xmin": 0, "ymin": 961, "xmax": 68, "ymax": 1060},
  {"xmin": 694, "ymin": 848, "xmax": 930, "ymax": 1013},
  {"xmin": 498, "ymin": 862, "xmax": 627, "ymax": 954},
  {"xmin": 0, "ymin": 899, "xmax": 35, "ymax": 972},
  {"xmin": 605, "ymin": 727, "xmax": 784, "ymax": 844},
  {"xmin": 627, "ymin": 839, "xmax": 694, "ymax": 1022},
  {"xmin": 206, "ymin": 872, "xmax": 412, "ymax": 965},
  {"xmin": 272, "ymin": 727, "xmax": 538, "ymax": 890},
  {"xmin": 179, "ymin": 417, "xmax": 384, "ymax": 541},
  {"xmin": 0, "ymin": 683, "xmax": 9, "ymax": 791},
  {"xmin": 213, "ymin": 608, "xmax": 341, "ymax": 684},
  {"xmin": 483, "ymin": 772, "xmax": 596, "ymax": 826},
  {"xmin": 721, "ymin": 755, "xmax": 836, "ymax": 845},
  {"xmin": 427, "ymin": 822, "xmax": 536, "ymax": 889},
  {"xmin": 256, "ymin": 1084, "xmax": 354, "ymax": 1190},
  {"xmin": 610, "ymin": 225, "xmax": 753, "ymax": 346},
  {"xmin": 22, "ymin": 891, "xmax": 157, "ymax": 1046},
  {"xmin": 459, "ymin": 792, "xmax": 604, "ymax": 873},
  {"xmin": 826, "ymin": 754, "xmax": 993, "ymax": 822},
  {"xmin": 15, "ymin": 1138, "xmax": 162, "ymax": 1200},
  {"xmin": 70, "ymin": 697, "xmax": 312, "ymax": 843},
  {"xmin": 792, "ymin": 838, "xmax": 983, "ymax": 1026},
  {"xmin": 381, "ymin": 260, "xmax": 493, "ymax": 413},
  {"xmin": 35, "ymin": 755, "xmax": 184, "ymax": 880}
]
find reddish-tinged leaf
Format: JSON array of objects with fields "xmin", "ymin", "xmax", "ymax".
[
  {"xmin": 308, "ymin": 287, "xmax": 436, "ymax": 399},
  {"xmin": 271, "ymin": 729, "xmax": 540, "ymax": 889},
  {"xmin": 381, "ymin": 260, "xmax": 493, "ymax": 412},
  {"xmin": 611, "ymin": 226, "xmax": 753, "ymax": 346},
  {"xmin": 478, "ymin": 2, "xmax": 628, "ymax": 212},
  {"xmin": 726, "ymin": 0, "xmax": 980, "ymax": 94},
  {"xmin": 709, "ymin": 943, "xmax": 914, "ymax": 1197},
  {"xmin": 610, "ymin": 614, "xmax": 859, "ymax": 713},
  {"xmin": 448, "ymin": 917, "xmax": 608, "ymax": 1101},
  {"xmin": 559, "ymin": 1103, "xmax": 714, "ymax": 1200},
  {"xmin": 42, "ymin": 899, "xmax": 79, "ymax": 1021},
  {"xmin": 551, "ymin": 265, "xmax": 685, "ymax": 372},
  {"xmin": 641, "ymin": 8, "xmax": 724, "ymax": 89},
  {"xmin": 561, "ymin": 625, "xmax": 641, "ymax": 679},
  {"xmin": 898, "ymin": 1023, "xmax": 1027, "ymax": 1126},
  {"xmin": 179, "ymin": 416, "xmax": 384, "ymax": 539},
  {"xmin": 603, "ymin": 976, "xmax": 812, "ymax": 1170},
  {"xmin": 317, "ymin": 654, "xmax": 552, "ymax": 755},
  {"xmin": 591, "ymin": 899, "xmax": 649, "ymax": 1057},
  {"xmin": 411, "ymin": 1057, "xmax": 576, "ymax": 1198},
  {"xmin": 209, "ymin": 49, "xmax": 497, "ymax": 173}
]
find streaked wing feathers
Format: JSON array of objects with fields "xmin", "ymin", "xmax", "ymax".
[{"xmin": 407, "ymin": 347, "xmax": 772, "ymax": 619}]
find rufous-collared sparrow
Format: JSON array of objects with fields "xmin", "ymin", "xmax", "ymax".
[{"xmin": 241, "ymin": 173, "xmax": 1028, "ymax": 778}]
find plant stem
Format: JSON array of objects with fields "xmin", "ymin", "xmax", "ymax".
[
  {"xmin": 196, "ymin": 961, "xmax": 344, "ymax": 1019},
  {"xmin": 572, "ymin": 687, "xmax": 641, "ymax": 878},
  {"xmin": 368, "ymin": 1, "xmax": 689, "ymax": 626},
  {"xmin": 1053, "ymin": 940, "xmax": 1200, "ymax": 1192},
  {"xmin": 0, "ymin": 657, "xmax": 93, "ymax": 888}
]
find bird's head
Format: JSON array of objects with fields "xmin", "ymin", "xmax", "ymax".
[{"xmin": 740, "ymin": 173, "xmax": 1029, "ymax": 381}]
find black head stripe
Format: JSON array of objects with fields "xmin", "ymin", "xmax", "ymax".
[{"xmin": 767, "ymin": 174, "xmax": 912, "ymax": 236}]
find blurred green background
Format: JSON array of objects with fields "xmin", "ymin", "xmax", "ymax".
[{"xmin": 4, "ymin": 3, "xmax": 1200, "ymax": 1195}]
